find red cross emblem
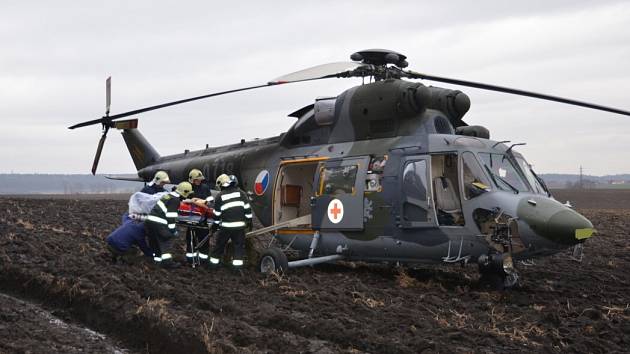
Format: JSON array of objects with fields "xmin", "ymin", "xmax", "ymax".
[{"xmin": 327, "ymin": 199, "xmax": 344, "ymax": 224}]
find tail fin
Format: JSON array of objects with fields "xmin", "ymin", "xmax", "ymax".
[{"xmin": 119, "ymin": 124, "xmax": 160, "ymax": 171}]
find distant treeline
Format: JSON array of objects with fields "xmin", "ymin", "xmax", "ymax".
[
  {"xmin": 0, "ymin": 173, "xmax": 628, "ymax": 194},
  {"xmin": 540, "ymin": 174, "xmax": 630, "ymax": 189},
  {"xmin": 0, "ymin": 174, "xmax": 143, "ymax": 194}
]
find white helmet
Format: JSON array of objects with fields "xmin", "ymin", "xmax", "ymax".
[
  {"xmin": 188, "ymin": 169, "xmax": 204, "ymax": 183},
  {"xmin": 150, "ymin": 171, "xmax": 170, "ymax": 186},
  {"xmin": 175, "ymin": 181, "xmax": 194, "ymax": 198},
  {"xmin": 216, "ymin": 174, "xmax": 230, "ymax": 188}
]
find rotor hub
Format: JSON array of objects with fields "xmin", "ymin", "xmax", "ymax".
[{"xmin": 350, "ymin": 49, "xmax": 408, "ymax": 68}]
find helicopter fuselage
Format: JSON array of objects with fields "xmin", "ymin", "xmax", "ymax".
[{"xmin": 128, "ymin": 78, "xmax": 593, "ymax": 266}]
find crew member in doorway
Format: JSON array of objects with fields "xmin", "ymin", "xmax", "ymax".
[
  {"xmin": 185, "ymin": 168, "xmax": 214, "ymax": 263},
  {"xmin": 145, "ymin": 181, "xmax": 193, "ymax": 268},
  {"xmin": 141, "ymin": 171, "xmax": 170, "ymax": 195},
  {"xmin": 209, "ymin": 174, "xmax": 253, "ymax": 270}
]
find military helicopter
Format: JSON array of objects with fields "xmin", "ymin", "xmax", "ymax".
[{"xmin": 70, "ymin": 49, "xmax": 630, "ymax": 287}]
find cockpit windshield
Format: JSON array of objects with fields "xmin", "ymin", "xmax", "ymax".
[
  {"xmin": 478, "ymin": 153, "xmax": 529, "ymax": 193},
  {"xmin": 515, "ymin": 157, "xmax": 549, "ymax": 195}
]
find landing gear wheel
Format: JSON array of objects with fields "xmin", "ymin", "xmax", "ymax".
[
  {"xmin": 503, "ymin": 269, "xmax": 519, "ymax": 289},
  {"xmin": 478, "ymin": 254, "xmax": 519, "ymax": 290},
  {"xmin": 479, "ymin": 267, "xmax": 520, "ymax": 290},
  {"xmin": 259, "ymin": 247, "xmax": 288, "ymax": 274}
]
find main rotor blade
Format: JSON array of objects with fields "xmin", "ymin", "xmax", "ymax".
[
  {"xmin": 269, "ymin": 62, "xmax": 367, "ymax": 85},
  {"xmin": 404, "ymin": 70, "xmax": 630, "ymax": 117},
  {"xmin": 91, "ymin": 130, "xmax": 108, "ymax": 175},
  {"xmin": 69, "ymin": 84, "xmax": 270, "ymax": 129},
  {"xmin": 70, "ymin": 63, "xmax": 369, "ymax": 130}
]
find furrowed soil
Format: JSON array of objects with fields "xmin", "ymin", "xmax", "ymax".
[{"xmin": 0, "ymin": 190, "xmax": 629, "ymax": 353}]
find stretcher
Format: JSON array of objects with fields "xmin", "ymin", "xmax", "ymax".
[
  {"xmin": 177, "ymin": 201, "xmax": 214, "ymax": 228},
  {"xmin": 177, "ymin": 202, "xmax": 214, "ymax": 268}
]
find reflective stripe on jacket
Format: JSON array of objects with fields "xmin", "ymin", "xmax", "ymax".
[
  {"xmin": 146, "ymin": 191, "xmax": 180, "ymax": 234},
  {"xmin": 212, "ymin": 186, "xmax": 252, "ymax": 229}
]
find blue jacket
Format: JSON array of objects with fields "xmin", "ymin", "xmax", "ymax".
[
  {"xmin": 106, "ymin": 213, "xmax": 153, "ymax": 257},
  {"xmin": 140, "ymin": 184, "xmax": 167, "ymax": 195}
]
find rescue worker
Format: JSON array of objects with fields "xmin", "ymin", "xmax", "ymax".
[
  {"xmin": 185, "ymin": 168, "xmax": 214, "ymax": 264},
  {"xmin": 106, "ymin": 213, "xmax": 153, "ymax": 263},
  {"xmin": 209, "ymin": 174, "xmax": 253, "ymax": 269},
  {"xmin": 145, "ymin": 181, "xmax": 193, "ymax": 268},
  {"xmin": 141, "ymin": 171, "xmax": 170, "ymax": 195}
]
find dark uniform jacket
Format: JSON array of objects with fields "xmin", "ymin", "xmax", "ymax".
[
  {"xmin": 141, "ymin": 183, "xmax": 167, "ymax": 195},
  {"xmin": 146, "ymin": 191, "xmax": 181, "ymax": 235},
  {"xmin": 192, "ymin": 183, "xmax": 214, "ymax": 204},
  {"xmin": 212, "ymin": 186, "xmax": 252, "ymax": 230}
]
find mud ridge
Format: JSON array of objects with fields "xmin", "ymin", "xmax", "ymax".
[
  {"xmin": 0, "ymin": 263, "xmax": 207, "ymax": 353},
  {"xmin": 0, "ymin": 291, "xmax": 129, "ymax": 353}
]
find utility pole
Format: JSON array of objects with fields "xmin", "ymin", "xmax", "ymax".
[{"xmin": 579, "ymin": 165, "xmax": 583, "ymax": 189}]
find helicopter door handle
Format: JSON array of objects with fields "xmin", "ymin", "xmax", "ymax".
[{"xmin": 527, "ymin": 199, "xmax": 537, "ymax": 206}]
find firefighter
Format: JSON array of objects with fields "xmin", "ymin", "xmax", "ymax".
[
  {"xmin": 141, "ymin": 170, "xmax": 170, "ymax": 195},
  {"xmin": 209, "ymin": 174, "xmax": 253, "ymax": 269},
  {"xmin": 145, "ymin": 181, "xmax": 193, "ymax": 268},
  {"xmin": 185, "ymin": 168, "xmax": 214, "ymax": 264}
]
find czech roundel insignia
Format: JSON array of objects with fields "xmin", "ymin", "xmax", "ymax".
[{"xmin": 254, "ymin": 170, "xmax": 269, "ymax": 196}]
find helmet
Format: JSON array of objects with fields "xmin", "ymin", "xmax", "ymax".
[
  {"xmin": 175, "ymin": 181, "xmax": 194, "ymax": 198},
  {"xmin": 188, "ymin": 169, "xmax": 205, "ymax": 182},
  {"xmin": 229, "ymin": 174, "xmax": 239, "ymax": 187},
  {"xmin": 216, "ymin": 174, "xmax": 230, "ymax": 189},
  {"xmin": 151, "ymin": 171, "xmax": 170, "ymax": 185}
]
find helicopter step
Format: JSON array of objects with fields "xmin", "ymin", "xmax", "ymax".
[
  {"xmin": 246, "ymin": 215, "xmax": 311, "ymax": 238},
  {"xmin": 442, "ymin": 236, "xmax": 471, "ymax": 264}
]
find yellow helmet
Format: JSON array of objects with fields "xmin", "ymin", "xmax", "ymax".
[
  {"xmin": 152, "ymin": 171, "xmax": 170, "ymax": 185},
  {"xmin": 216, "ymin": 174, "xmax": 230, "ymax": 188},
  {"xmin": 188, "ymin": 168, "xmax": 205, "ymax": 182},
  {"xmin": 175, "ymin": 181, "xmax": 194, "ymax": 198}
]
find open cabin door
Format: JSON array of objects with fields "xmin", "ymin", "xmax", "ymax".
[
  {"xmin": 399, "ymin": 155, "xmax": 435, "ymax": 228},
  {"xmin": 311, "ymin": 156, "xmax": 369, "ymax": 230}
]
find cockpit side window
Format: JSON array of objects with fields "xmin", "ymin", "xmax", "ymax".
[
  {"xmin": 461, "ymin": 152, "xmax": 491, "ymax": 199},
  {"xmin": 515, "ymin": 157, "xmax": 549, "ymax": 195},
  {"xmin": 516, "ymin": 157, "xmax": 547, "ymax": 195}
]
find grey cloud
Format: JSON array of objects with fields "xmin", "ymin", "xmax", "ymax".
[{"xmin": 1, "ymin": 1, "xmax": 629, "ymax": 174}]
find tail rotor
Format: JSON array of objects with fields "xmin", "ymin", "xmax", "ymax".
[{"xmin": 91, "ymin": 77, "xmax": 112, "ymax": 175}]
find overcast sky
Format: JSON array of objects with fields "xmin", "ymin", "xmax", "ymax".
[{"xmin": 1, "ymin": 0, "xmax": 629, "ymax": 175}]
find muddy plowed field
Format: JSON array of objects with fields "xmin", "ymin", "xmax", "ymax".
[{"xmin": 1, "ymin": 191, "xmax": 629, "ymax": 353}]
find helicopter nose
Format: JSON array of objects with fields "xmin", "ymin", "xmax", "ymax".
[
  {"xmin": 545, "ymin": 208, "xmax": 594, "ymax": 245},
  {"xmin": 517, "ymin": 197, "xmax": 594, "ymax": 246}
]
